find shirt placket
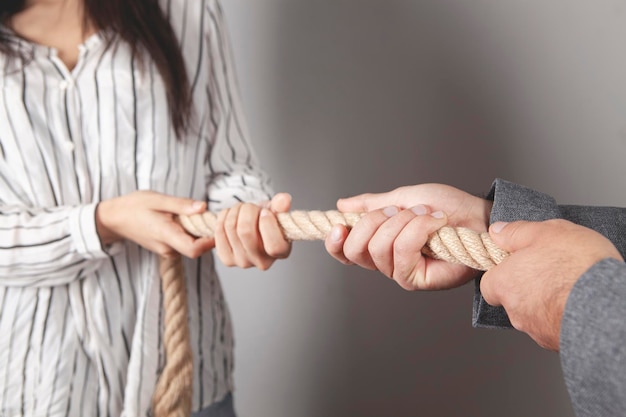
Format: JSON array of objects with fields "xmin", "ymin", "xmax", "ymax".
[{"xmin": 49, "ymin": 48, "xmax": 93, "ymax": 205}]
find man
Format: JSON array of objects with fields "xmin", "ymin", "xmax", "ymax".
[{"xmin": 325, "ymin": 178, "xmax": 626, "ymax": 417}]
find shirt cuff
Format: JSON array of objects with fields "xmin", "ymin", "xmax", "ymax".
[{"xmin": 69, "ymin": 203, "xmax": 121, "ymax": 259}]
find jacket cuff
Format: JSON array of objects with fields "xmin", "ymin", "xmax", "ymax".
[{"xmin": 473, "ymin": 178, "xmax": 560, "ymax": 329}]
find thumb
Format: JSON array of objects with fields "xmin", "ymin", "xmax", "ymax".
[
  {"xmin": 154, "ymin": 195, "xmax": 206, "ymax": 216},
  {"xmin": 337, "ymin": 192, "xmax": 390, "ymax": 213},
  {"xmin": 270, "ymin": 192, "xmax": 292, "ymax": 213},
  {"xmin": 489, "ymin": 220, "xmax": 537, "ymax": 253}
]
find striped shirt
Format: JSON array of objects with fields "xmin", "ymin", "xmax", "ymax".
[{"xmin": 0, "ymin": 1, "xmax": 272, "ymax": 416}]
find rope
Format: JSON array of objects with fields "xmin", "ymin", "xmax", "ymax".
[
  {"xmin": 153, "ymin": 210, "xmax": 509, "ymax": 417},
  {"xmin": 179, "ymin": 210, "xmax": 509, "ymax": 269},
  {"xmin": 153, "ymin": 255, "xmax": 193, "ymax": 417}
]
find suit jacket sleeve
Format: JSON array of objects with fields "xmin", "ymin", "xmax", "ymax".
[
  {"xmin": 560, "ymin": 258, "xmax": 626, "ymax": 417},
  {"xmin": 473, "ymin": 178, "xmax": 626, "ymax": 417},
  {"xmin": 473, "ymin": 178, "xmax": 562, "ymax": 328}
]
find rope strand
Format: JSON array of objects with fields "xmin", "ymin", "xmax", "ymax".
[{"xmin": 152, "ymin": 255, "xmax": 193, "ymax": 417}]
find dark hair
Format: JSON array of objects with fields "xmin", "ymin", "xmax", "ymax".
[{"xmin": 0, "ymin": 0, "xmax": 192, "ymax": 138}]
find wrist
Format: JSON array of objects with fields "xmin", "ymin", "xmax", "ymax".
[
  {"xmin": 95, "ymin": 200, "xmax": 122, "ymax": 245},
  {"xmin": 481, "ymin": 198, "xmax": 494, "ymax": 228},
  {"xmin": 463, "ymin": 195, "xmax": 493, "ymax": 232}
]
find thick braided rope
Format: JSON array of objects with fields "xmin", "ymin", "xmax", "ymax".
[
  {"xmin": 152, "ymin": 255, "xmax": 193, "ymax": 417},
  {"xmin": 155, "ymin": 210, "xmax": 509, "ymax": 417},
  {"xmin": 179, "ymin": 210, "xmax": 509, "ymax": 270}
]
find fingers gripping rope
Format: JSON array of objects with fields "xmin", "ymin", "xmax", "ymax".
[
  {"xmin": 180, "ymin": 210, "xmax": 509, "ymax": 269},
  {"xmin": 153, "ymin": 210, "xmax": 509, "ymax": 417}
]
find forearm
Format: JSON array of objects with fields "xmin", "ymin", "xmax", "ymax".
[{"xmin": 0, "ymin": 203, "xmax": 113, "ymax": 286}]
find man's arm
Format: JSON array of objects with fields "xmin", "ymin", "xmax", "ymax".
[
  {"xmin": 473, "ymin": 178, "xmax": 626, "ymax": 328},
  {"xmin": 474, "ymin": 178, "xmax": 561, "ymax": 328},
  {"xmin": 560, "ymin": 259, "xmax": 626, "ymax": 417}
]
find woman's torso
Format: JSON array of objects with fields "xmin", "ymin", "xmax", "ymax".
[{"xmin": 0, "ymin": 1, "xmax": 251, "ymax": 415}]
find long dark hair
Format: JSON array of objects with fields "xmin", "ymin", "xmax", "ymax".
[{"xmin": 0, "ymin": 0, "xmax": 192, "ymax": 138}]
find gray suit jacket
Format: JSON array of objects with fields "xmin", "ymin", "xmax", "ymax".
[{"xmin": 473, "ymin": 179, "xmax": 626, "ymax": 417}]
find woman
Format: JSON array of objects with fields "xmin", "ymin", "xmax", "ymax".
[{"xmin": 0, "ymin": 0, "xmax": 291, "ymax": 416}]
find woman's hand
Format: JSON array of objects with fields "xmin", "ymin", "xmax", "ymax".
[
  {"xmin": 325, "ymin": 184, "xmax": 493, "ymax": 290},
  {"xmin": 96, "ymin": 191, "xmax": 215, "ymax": 259},
  {"xmin": 213, "ymin": 193, "xmax": 293, "ymax": 270}
]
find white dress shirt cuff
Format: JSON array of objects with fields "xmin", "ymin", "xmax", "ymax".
[{"xmin": 70, "ymin": 203, "xmax": 121, "ymax": 259}]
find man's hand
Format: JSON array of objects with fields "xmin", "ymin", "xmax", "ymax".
[{"xmin": 481, "ymin": 219, "xmax": 624, "ymax": 351}]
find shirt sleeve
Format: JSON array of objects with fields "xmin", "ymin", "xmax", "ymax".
[
  {"xmin": 0, "ymin": 202, "xmax": 119, "ymax": 286},
  {"xmin": 203, "ymin": 0, "xmax": 274, "ymax": 212}
]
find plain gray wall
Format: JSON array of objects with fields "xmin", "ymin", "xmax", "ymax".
[{"xmin": 217, "ymin": 1, "xmax": 626, "ymax": 416}]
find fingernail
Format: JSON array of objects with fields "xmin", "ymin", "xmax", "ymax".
[
  {"xmin": 260, "ymin": 208, "xmax": 270, "ymax": 217},
  {"xmin": 383, "ymin": 206, "xmax": 399, "ymax": 217},
  {"xmin": 330, "ymin": 226, "xmax": 343, "ymax": 242},
  {"xmin": 410, "ymin": 205, "xmax": 428, "ymax": 215},
  {"xmin": 431, "ymin": 211, "xmax": 445, "ymax": 219},
  {"xmin": 491, "ymin": 222, "xmax": 508, "ymax": 233}
]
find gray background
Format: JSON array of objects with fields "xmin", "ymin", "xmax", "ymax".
[{"xmin": 218, "ymin": 1, "xmax": 626, "ymax": 416}]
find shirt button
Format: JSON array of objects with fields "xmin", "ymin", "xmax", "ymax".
[
  {"xmin": 59, "ymin": 79, "xmax": 73, "ymax": 90},
  {"xmin": 63, "ymin": 141, "xmax": 75, "ymax": 152}
]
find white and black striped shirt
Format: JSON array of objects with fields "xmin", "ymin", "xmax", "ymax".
[{"xmin": 0, "ymin": 0, "xmax": 272, "ymax": 416}]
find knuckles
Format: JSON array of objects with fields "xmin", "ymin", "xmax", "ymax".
[
  {"xmin": 265, "ymin": 241, "xmax": 292, "ymax": 259},
  {"xmin": 343, "ymin": 244, "xmax": 368, "ymax": 265},
  {"xmin": 236, "ymin": 219, "xmax": 258, "ymax": 241}
]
